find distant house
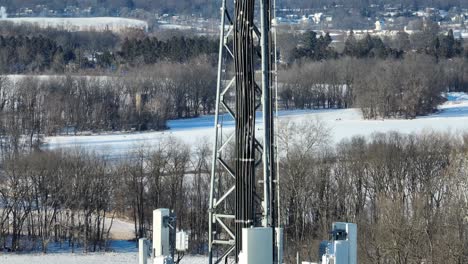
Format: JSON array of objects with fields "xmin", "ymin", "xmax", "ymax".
[
  {"xmin": 439, "ymin": 10, "xmax": 449, "ymax": 19},
  {"xmin": 310, "ymin": 13, "xmax": 323, "ymax": 24},
  {"xmin": 375, "ymin": 20, "xmax": 385, "ymax": 31}
]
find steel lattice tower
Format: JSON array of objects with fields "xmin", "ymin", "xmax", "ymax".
[{"xmin": 208, "ymin": 0, "xmax": 279, "ymax": 263}]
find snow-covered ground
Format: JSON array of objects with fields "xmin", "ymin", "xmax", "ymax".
[
  {"xmin": 0, "ymin": 17, "xmax": 148, "ymax": 33},
  {"xmin": 0, "ymin": 240, "xmax": 207, "ymax": 263},
  {"xmin": 106, "ymin": 218, "xmax": 134, "ymax": 240},
  {"xmin": 158, "ymin": 24, "xmax": 193, "ymax": 30},
  {"xmin": 43, "ymin": 92, "xmax": 468, "ymax": 158},
  {"xmin": 0, "ymin": 253, "xmax": 207, "ymax": 264},
  {"xmin": 0, "ymin": 218, "xmax": 201, "ymax": 263}
]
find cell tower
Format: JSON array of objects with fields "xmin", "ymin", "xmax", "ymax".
[{"xmin": 208, "ymin": 0, "xmax": 280, "ymax": 263}]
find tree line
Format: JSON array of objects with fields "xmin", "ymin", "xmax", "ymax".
[
  {"xmin": 286, "ymin": 26, "xmax": 465, "ymax": 63},
  {"xmin": 279, "ymin": 54, "xmax": 468, "ymax": 119},
  {"xmin": 118, "ymin": 36, "xmax": 218, "ymax": 65},
  {"xmin": 0, "ymin": 60, "xmax": 216, "ymax": 139},
  {"xmin": 0, "ymin": 23, "xmax": 218, "ymax": 74},
  {"xmin": 0, "ymin": 150, "xmax": 115, "ymax": 253},
  {"xmin": 0, "ymin": 22, "xmax": 121, "ymax": 51},
  {"xmin": 0, "ymin": 136, "xmax": 210, "ymax": 254},
  {"xmin": 277, "ymin": 120, "xmax": 468, "ymax": 263}
]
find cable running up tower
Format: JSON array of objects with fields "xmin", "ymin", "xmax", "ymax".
[{"xmin": 208, "ymin": 0, "xmax": 279, "ymax": 263}]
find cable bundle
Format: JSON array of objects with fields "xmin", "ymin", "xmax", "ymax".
[{"xmin": 234, "ymin": 0, "xmax": 257, "ymax": 260}]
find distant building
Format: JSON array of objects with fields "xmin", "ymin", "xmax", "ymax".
[
  {"xmin": 311, "ymin": 13, "xmax": 323, "ymax": 24},
  {"xmin": 0, "ymin": 6, "xmax": 7, "ymax": 19},
  {"xmin": 414, "ymin": 10, "xmax": 429, "ymax": 17},
  {"xmin": 439, "ymin": 10, "xmax": 449, "ymax": 19},
  {"xmin": 375, "ymin": 20, "xmax": 385, "ymax": 31}
]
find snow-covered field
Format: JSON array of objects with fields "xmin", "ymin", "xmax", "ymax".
[
  {"xmin": 0, "ymin": 239, "xmax": 207, "ymax": 263},
  {"xmin": 0, "ymin": 17, "xmax": 148, "ymax": 33},
  {"xmin": 43, "ymin": 92, "xmax": 468, "ymax": 158}
]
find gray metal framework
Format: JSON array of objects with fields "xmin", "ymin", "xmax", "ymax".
[{"xmin": 208, "ymin": 0, "xmax": 278, "ymax": 263}]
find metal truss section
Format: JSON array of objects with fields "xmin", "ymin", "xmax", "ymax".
[
  {"xmin": 208, "ymin": 0, "xmax": 278, "ymax": 263},
  {"xmin": 208, "ymin": 1, "xmax": 237, "ymax": 263}
]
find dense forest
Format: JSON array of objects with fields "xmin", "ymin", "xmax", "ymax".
[
  {"xmin": 0, "ymin": 61, "xmax": 216, "ymax": 140},
  {"xmin": 279, "ymin": 55, "xmax": 458, "ymax": 119},
  {"xmin": 0, "ymin": 22, "xmax": 218, "ymax": 74},
  {"xmin": 284, "ymin": 21, "xmax": 465, "ymax": 62},
  {"xmin": 0, "ymin": 34, "xmax": 217, "ymax": 72}
]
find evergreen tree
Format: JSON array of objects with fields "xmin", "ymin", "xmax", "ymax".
[
  {"xmin": 292, "ymin": 31, "xmax": 333, "ymax": 60},
  {"xmin": 370, "ymin": 37, "xmax": 388, "ymax": 58},
  {"xmin": 97, "ymin": 50, "xmax": 114, "ymax": 68},
  {"xmin": 126, "ymin": 0, "xmax": 135, "ymax": 9},
  {"xmin": 343, "ymin": 30, "xmax": 357, "ymax": 57},
  {"xmin": 439, "ymin": 29, "xmax": 456, "ymax": 58}
]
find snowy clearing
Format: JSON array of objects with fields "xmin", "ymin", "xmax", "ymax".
[
  {"xmin": 0, "ymin": 17, "xmax": 148, "ymax": 33},
  {"xmin": 43, "ymin": 92, "xmax": 468, "ymax": 158},
  {"xmin": 106, "ymin": 218, "xmax": 135, "ymax": 240}
]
